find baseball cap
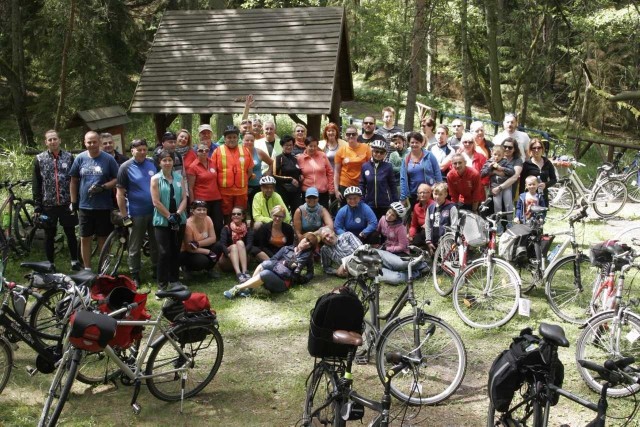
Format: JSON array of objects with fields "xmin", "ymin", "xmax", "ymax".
[
  {"xmin": 223, "ymin": 125, "xmax": 240, "ymax": 136},
  {"xmin": 198, "ymin": 124, "xmax": 213, "ymax": 134},
  {"xmin": 305, "ymin": 187, "xmax": 319, "ymax": 198}
]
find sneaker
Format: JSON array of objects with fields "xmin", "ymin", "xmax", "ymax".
[
  {"xmin": 238, "ymin": 289, "xmax": 252, "ymax": 298},
  {"xmin": 224, "ymin": 285, "xmax": 240, "ymax": 299},
  {"xmin": 71, "ymin": 260, "xmax": 82, "ymax": 271},
  {"xmin": 241, "ymin": 272, "xmax": 252, "ymax": 281},
  {"xmin": 237, "ymin": 273, "xmax": 248, "ymax": 284}
]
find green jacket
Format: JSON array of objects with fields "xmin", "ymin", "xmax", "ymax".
[{"xmin": 252, "ymin": 191, "xmax": 291, "ymax": 224}]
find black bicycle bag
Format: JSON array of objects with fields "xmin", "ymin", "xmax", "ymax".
[
  {"xmin": 488, "ymin": 328, "xmax": 564, "ymax": 412},
  {"xmin": 308, "ymin": 286, "xmax": 364, "ymax": 358}
]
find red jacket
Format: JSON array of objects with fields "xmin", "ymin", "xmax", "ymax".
[
  {"xmin": 447, "ymin": 167, "xmax": 485, "ymax": 205},
  {"xmin": 409, "ymin": 199, "xmax": 434, "ymax": 237}
]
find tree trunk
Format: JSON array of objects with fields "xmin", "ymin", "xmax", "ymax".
[
  {"xmin": 460, "ymin": 0, "xmax": 472, "ymax": 128},
  {"xmin": 405, "ymin": 0, "xmax": 429, "ymax": 132},
  {"xmin": 484, "ymin": 0, "xmax": 504, "ymax": 121},
  {"xmin": 54, "ymin": 0, "xmax": 76, "ymax": 131},
  {"xmin": 8, "ymin": 0, "xmax": 34, "ymax": 146},
  {"xmin": 180, "ymin": 114, "xmax": 193, "ymax": 133}
]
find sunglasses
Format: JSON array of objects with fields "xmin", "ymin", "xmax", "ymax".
[
  {"xmin": 345, "ymin": 133, "xmax": 357, "ymax": 137},
  {"xmin": 231, "ymin": 212, "xmax": 243, "ymax": 216},
  {"xmin": 462, "ymin": 141, "xmax": 473, "ymax": 145},
  {"xmin": 295, "ymin": 129, "xmax": 305, "ymax": 133},
  {"xmin": 373, "ymin": 149, "xmax": 386, "ymax": 155},
  {"xmin": 363, "ymin": 121, "xmax": 375, "ymax": 125},
  {"xmin": 452, "ymin": 124, "xmax": 462, "ymax": 127},
  {"xmin": 503, "ymin": 145, "xmax": 514, "ymax": 150},
  {"xmin": 197, "ymin": 149, "xmax": 207, "ymax": 153},
  {"xmin": 531, "ymin": 146, "xmax": 543, "ymax": 151}
]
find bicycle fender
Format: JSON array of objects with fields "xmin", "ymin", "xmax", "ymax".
[{"xmin": 543, "ymin": 253, "xmax": 589, "ymax": 282}]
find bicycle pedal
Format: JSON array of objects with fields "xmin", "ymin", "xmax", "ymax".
[
  {"xmin": 131, "ymin": 403, "xmax": 141, "ymax": 415},
  {"xmin": 463, "ymin": 296, "xmax": 477, "ymax": 308},
  {"xmin": 25, "ymin": 366, "xmax": 38, "ymax": 376}
]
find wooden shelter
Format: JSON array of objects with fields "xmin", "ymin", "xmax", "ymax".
[
  {"xmin": 66, "ymin": 106, "xmax": 131, "ymax": 153},
  {"xmin": 129, "ymin": 7, "xmax": 354, "ymax": 141}
]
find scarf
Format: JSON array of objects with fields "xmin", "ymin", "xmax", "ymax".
[
  {"xmin": 294, "ymin": 139, "xmax": 306, "ymax": 150},
  {"xmin": 230, "ymin": 221, "xmax": 247, "ymax": 244},
  {"xmin": 175, "ymin": 145, "xmax": 190, "ymax": 157},
  {"xmin": 300, "ymin": 203, "xmax": 322, "ymax": 231}
]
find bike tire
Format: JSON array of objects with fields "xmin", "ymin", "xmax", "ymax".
[
  {"xmin": 0, "ymin": 337, "xmax": 12, "ymax": 395},
  {"xmin": 592, "ymin": 179, "xmax": 627, "ymax": 218},
  {"xmin": 624, "ymin": 170, "xmax": 640, "ymax": 203},
  {"xmin": 544, "ymin": 254, "xmax": 601, "ymax": 324},
  {"xmin": 487, "ymin": 380, "xmax": 540, "ymax": 427},
  {"xmin": 39, "ymin": 347, "xmax": 82, "ymax": 427},
  {"xmin": 575, "ymin": 310, "xmax": 640, "ymax": 397},
  {"xmin": 375, "ymin": 314, "xmax": 467, "ymax": 406},
  {"xmin": 546, "ymin": 183, "xmax": 576, "ymax": 221},
  {"xmin": 97, "ymin": 230, "xmax": 126, "ymax": 276},
  {"xmin": 145, "ymin": 323, "xmax": 223, "ymax": 401},
  {"xmin": 29, "ymin": 288, "xmax": 67, "ymax": 348},
  {"xmin": 328, "ymin": 198, "xmax": 341, "ymax": 219},
  {"xmin": 303, "ymin": 361, "xmax": 344, "ymax": 427},
  {"xmin": 12, "ymin": 199, "xmax": 36, "ymax": 251},
  {"xmin": 515, "ymin": 261, "xmax": 540, "ymax": 295},
  {"xmin": 431, "ymin": 232, "xmax": 458, "ymax": 297},
  {"xmin": 613, "ymin": 224, "xmax": 640, "ymax": 247},
  {"xmin": 343, "ymin": 277, "xmax": 372, "ymax": 315},
  {"xmin": 452, "ymin": 258, "xmax": 520, "ymax": 329}
]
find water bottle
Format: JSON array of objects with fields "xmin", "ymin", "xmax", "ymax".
[
  {"xmin": 547, "ymin": 244, "xmax": 561, "ymax": 262},
  {"xmin": 13, "ymin": 293, "xmax": 26, "ymax": 317}
]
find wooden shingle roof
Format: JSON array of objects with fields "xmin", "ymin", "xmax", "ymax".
[
  {"xmin": 130, "ymin": 7, "xmax": 353, "ymax": 115},
  {"xmin": 66, "ymin": 106, "xmax": 131, "ymax": 130}
]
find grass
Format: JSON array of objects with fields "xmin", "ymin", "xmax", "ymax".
[{"xmin": 1, "ymin": 208, "xmax": 640, "ymax": 426}]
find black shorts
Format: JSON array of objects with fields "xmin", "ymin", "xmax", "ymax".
[
  {"xmin": 78, "ymin": 209, "xmax": 113, "ymax": 237},
  {"xmin": 42, "ymin": 205, "xmax": 78, "ymax": 228}
]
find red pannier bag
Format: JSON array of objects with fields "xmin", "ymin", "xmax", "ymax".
[
  {"xmin": 162, "ymin": 292, "xmax": 216, "ymax": 322},
  {"xmin": 91, "ymin": 275, "xmax": 150, "ymax": 350},
  {"xmin": 69, "ymin": 310, "xmax": 117, "ymax": 352}
]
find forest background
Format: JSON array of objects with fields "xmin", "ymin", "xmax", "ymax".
[{"xmin": 0, "ymin": 0, "xmax": 639, "ymax": 148}]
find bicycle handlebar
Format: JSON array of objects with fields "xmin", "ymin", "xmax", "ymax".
[{"xmin": 578, "ymin": 358, "xmax": 640, "ymax": 387}]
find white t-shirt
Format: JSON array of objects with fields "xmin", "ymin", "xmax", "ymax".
[{"xmin": 493, "ymin": 130, "xmax": 530, "ymax": 158}]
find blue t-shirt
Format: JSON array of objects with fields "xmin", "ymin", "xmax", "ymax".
[
  {"xmin": 116, "ymin": 157, "xmax": 156, "ymax": 217},
  {"xmin": 69, "ymin": 151, "xmax": 119, "ymax": 210}
]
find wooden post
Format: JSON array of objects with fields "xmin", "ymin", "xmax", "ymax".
[{"xmin": 307, "ymin": 115, "xmax": 322, "ymax": 139}]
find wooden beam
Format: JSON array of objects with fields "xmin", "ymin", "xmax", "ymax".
[
  {"xmin": 307, "ymin": 115, "xmax": 322, "ymax": 140},
  {"xmin": 288, "ymin": 114, "xmax": 307, "ymax": 126}
]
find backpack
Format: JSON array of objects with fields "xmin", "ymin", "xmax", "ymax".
[
  {"xmin": 488, "ymin": 328, "xmax": 564, "ymax": 412},
  {"xmin": 308, "ymin": 286, "xmax": 364, "ymax": 358},
  {"xmin": 498, "ymin": 224, "xmax": 531, "ymax": 261}
]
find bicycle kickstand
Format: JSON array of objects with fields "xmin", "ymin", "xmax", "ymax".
[
  {"xmin": 180, "ymin": 371, "xmax": 187, "ymax": 414},
  {"xmin": 131, "ymin": 380, "xmax": 142, "ymax": 415}
]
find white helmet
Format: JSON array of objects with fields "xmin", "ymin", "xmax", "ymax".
[
  {"xmin": 390, "ymin": 202, "xmax": 407, "ymax": 218},
  {"xmin": 259, "ymin": 176, "xmax": 276, "ymax": 186},
  {"xmin": 343, "ymin": 186, "xmax": 362, "ymax": 197},
  {"xmin": 370, "ymin": 139, "xmax": 387, "ymax": 152}
]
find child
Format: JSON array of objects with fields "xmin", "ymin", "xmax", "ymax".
[
  {"xmin": 377, "ymin": 202, "xmax": 409, "ymax": 254},
  {"xmin": 481, "ymin": 146, "xmax": 515, "ymax": 233},
  {"xmin": 424, "ymin": 182, "xmax": 458, "ymax": 253},
  {"xmin": 515, "ymin": 175, "xmax": 546, "ymax": 224}
]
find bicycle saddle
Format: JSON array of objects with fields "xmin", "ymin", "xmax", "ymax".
[
  {"xmin": 529, "ymin": 206, "xmax": 548, "ymax": 214},
  {"xmin": 332, "ymin": 330, "xmax": 363, "ymax": 347},
  {"xmin": 156, "ymin": 284, "xmax": 191, "ymax": 301},
  {"xmin": 20, "ymin": 261, "xmax": 55, "ymax": 273},
  {"xmin": 539, "ymin": 323, "xmax": 569, "ymax": 348},
  {"xmin": 598, "ymin": 163, "xmax": 614, "ymax": 172},
  {"xmin": 69, "ymin": 270, "xmax": 98, "ymax": 287}
]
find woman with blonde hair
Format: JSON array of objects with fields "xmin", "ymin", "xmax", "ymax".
[{"xmin": 252, "ymin": 204, "xmax": 295, "ymax": 261}]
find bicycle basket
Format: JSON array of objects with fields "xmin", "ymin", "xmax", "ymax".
[
  {"xmin": 99, "ymin": 286, "xmax": 150, "ymax": 350},
  {"xmin": 460, "ymin": 212, "xmax": 489, "ymax": 247}
]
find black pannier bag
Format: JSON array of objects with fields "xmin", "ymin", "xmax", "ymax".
[
  {"xmin": 498, "ymin": 224, "xmax": 532, "ymax": 261},
  {"xmin": 308, "ymin": 286, "xmax": 364, "ymax": 358},
  {"xmin": 488, "ymin": 328, "xmax": 564, "ymax": 412},
  {"xmin": 589, "ymin": 239, "xmax": 631, "ymax": 269}
]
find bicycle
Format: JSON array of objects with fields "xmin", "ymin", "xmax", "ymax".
[
  {"xmin": 39, "ymin": 284, "xmax": 224, "ymax": 426},
  {"xmin": 547, "ymin": 157, "xmax": 627, "ymax": 220},
  {"xmin": 0, "ymin": 180, "xmax": 37, "ymax": 255},
  {"xmin": 303, "ymin": 334, "xmax": 426, "ymax": 427},
  {"xmin": 544, "ymin": 205, "xmax": 603, "ymax": 324},
  {"xmin": 488, "ymin": 323, "xmax": 640, "ymax": 427},
  {"xmin": 98, "ymin": 213, "xmax": 150, "ymax": 276},
  {"xmin": 451, "ymin": 209, "xmax": 522, "ymax": 329},
  {"xmin": 575, "ymin": 249, "xmax": 640, "ymax": 398},
  {"xmin": 344, "ymin": 245, "xmax": 467, "ymax": 405},
  {"xmin": 600, "ymin": 149, "xmax": 640, "ymax": 203}
]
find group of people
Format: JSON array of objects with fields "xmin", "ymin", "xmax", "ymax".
[{"xmin": 31, "ymin": 108, "xmax": 556, "ymax": 300}]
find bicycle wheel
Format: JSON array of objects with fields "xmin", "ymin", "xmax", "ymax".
[
  {"xmin": 97, "ymin": 230, "xmax": 126, "ymax": 276},
  {"xmin": 452, "ymin": 258, "xmax": 520, "ymax": 329},
  {"xmin": 624, "ymin": 170, "xmax": 640, "ymax": 203},
  {"xmin": 546, "ymin": 183, "xmax": 576, "ymax": 221},
  {"xmin": 303, "ymin": 362, "xmax": 343, "ymax": 427},
  {"xmin": 29, "ymin": 288, "xmax": 67, "ymax": 348},
  {"xmin": 39, "ymin": 347, "xmax": 82, "ymax": 427},
  {"xmin": 545, "ymin": 254, "xmax": 601, "ymax": 324},
  {"xmin": 431, "ymin": 232, "xmax": 458, "ymax": 297},
  {"xmin": 575, "ymin": 311, "xmax": 640, "ymax": 397},
  {"xmin": 592, "ymin": 179, "xmax": 627, "ymax": 218},
  {"xmin": 13, "ymin": 199, "xmax": 36, "ymax": 251},
  {"xmin": 328, "ymin": 198, "xmax": 341, "ymax": 219},
  {"xmin": 375, "ymin": 314, "xmax": 466, "ymax": 405},
  {"xmin": 515, "ymin": 260, "xmax": 541, "ymax": 295},
  {"xmin": 0, "ymin": 337, "xmax": 12, "ymax": 395},
  {"xmin": 146, "ymin": 323, "xmax": 223, "ymax": 401},
  {"xmin": 343, "ymin": 277, "xmax": 371, "ymax": 315},
  {"xmin": 614, "ymin": 224, "xmax": 640, "ymax": 247},
  {"xmin": 76, "ymin": 350, "xmax": 122, "ymax": 385}
]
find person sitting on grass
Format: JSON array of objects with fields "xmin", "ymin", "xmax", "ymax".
[
  {"xmin": 252, "ymin": 204, "xmax": 295, "ymax": 261},
  {"xmin": 214, "ymin": 206, "xmax": 253, "ymax": 283},
  {"xmin": 424, "ymin": 182, "xmax": 458, "ymax": 254},
  {"xmin": 251, "ymin": 175, "xmax": 290, "ymax": 230},
  {"xmin": 377, "ymin": 202, "xmax": 409, "ymax": 255},
  {"xmin": 334, "ymin": 186, "xmax": 379, "ymax": 244},
  {"xmin": 180, "ymin": 200, "xmax": 218, "ymax": 280},
  {"xmin": 292, "ymin": 187, "xmax": 333, "ymax": 242},
  {"xmin": 409, "ymin": 183, "xmax": 434, "ymax": 247},
  {"xmin": 514, "ymin": 175, "xmax": 546, "ymax": 224},
  {"xmin": 223, "ymin": 232, "xmax": 318, "ymax": 299}
]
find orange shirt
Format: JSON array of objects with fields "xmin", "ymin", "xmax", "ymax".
[
  {"xmin": 210, "ymin": 144, "xmax": 254, "ymax": 196},
  {"xmin": 334, "ymin": 143, "xmax": 371, "ymax": 187}
]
